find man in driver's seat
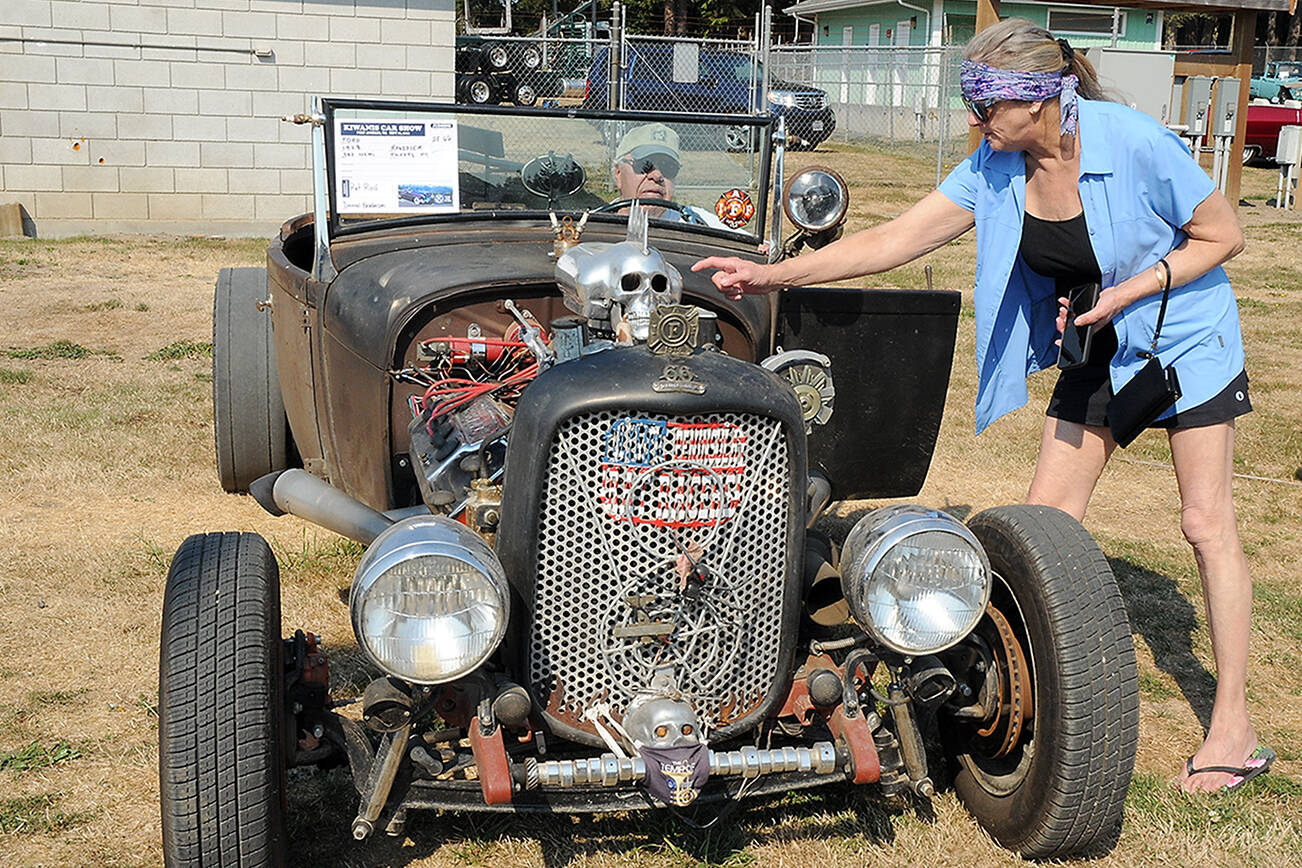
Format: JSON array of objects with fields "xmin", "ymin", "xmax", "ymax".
[{"xmin": 612, "ymin": 124, "xmax": 725, "ymax": 228}]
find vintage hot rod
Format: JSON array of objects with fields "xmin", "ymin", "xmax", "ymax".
[{"xmin": 159, "ymin": 99, "xmax": 1138, "ymax": 867}]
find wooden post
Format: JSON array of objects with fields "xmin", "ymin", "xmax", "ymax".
[
  {"xmin": 966, "ymin": 0, "xmax": 1002, "ymax": 154},
  {"xmin": 1224, "ymin": 9, "xmax": 1257, "ymax": 208}
]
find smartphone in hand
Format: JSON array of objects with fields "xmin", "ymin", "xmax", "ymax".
[{"xmin": 1057, "ymin": 282, "xmax": 1101, "ymax": 370}]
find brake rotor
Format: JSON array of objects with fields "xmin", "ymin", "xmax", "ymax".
[{"xmin": 974, "ymin": 603, "xmax": 1034, "ymax": 758}]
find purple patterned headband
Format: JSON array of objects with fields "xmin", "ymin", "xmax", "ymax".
[{"xmin": 960, "ymin": 59, "xmax": 1080, "ymax": 136}]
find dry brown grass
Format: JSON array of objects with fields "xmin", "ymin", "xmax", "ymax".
[{"xmin": 0, "ymin": 155, "xmax": 1300, "ymax": 867}]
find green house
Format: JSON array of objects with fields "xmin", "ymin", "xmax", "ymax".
[{"xmin": 782, "ymin": 0, "xmax": 1164, "ymax": 49}]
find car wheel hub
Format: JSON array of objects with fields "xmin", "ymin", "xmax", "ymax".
[{"xmin": 974, "ymin": 602, "xmax": 1033, "ymax": 758}]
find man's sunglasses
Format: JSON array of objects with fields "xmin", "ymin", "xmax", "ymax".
[
  {"xmin": 621, "ymin": 156, "xmax": 679, "ymax": 181},
  {"xmin": 962, "ymin": 96, "xmax": 1002, "ymax": 123}
]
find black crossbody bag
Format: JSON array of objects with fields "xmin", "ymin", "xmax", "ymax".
[{"xmin": 1109, "ymin": 259, "xmax": 1181, "ymax": 448}]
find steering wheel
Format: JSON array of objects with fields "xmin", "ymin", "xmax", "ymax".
[{"xmin": 592, "ymin": 198, "xmax": 706, "ymax": 226}]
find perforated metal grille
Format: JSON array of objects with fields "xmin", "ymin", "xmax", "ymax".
[{"xmin": 531, "ymin": 411, "xmax": 790, "ymax": 731}]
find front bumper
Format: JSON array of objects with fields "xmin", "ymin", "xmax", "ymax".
[{"xmin": 397, "ymin": 742, "xmax": 850, "ymax": 813}]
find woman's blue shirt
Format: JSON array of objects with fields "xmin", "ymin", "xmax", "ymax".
[{"xmin": 938, "ymin": 98, "xmax": 1245, "ymax": 434}]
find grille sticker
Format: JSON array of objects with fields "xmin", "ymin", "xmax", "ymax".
[{"xmin": 599, "ymin": 419, "xmax": 748, "ymax": 541}]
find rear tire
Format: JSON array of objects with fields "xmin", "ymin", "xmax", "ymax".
[
  {"xmin": 944, "ymin": 506, "xmax": 1138, "ymax": 859},
  {"xmin": 213, "ymin": 267, "xmax": 289, "ymax": 493},
  {"xmin": 160, "ymin": 532, "xmax": 288, "ymax": 868},
  {"xmin": 1241, "ymin": 144, "xmax": 1261, "ymax": 165}
]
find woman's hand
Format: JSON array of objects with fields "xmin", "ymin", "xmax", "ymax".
[
  {"xmin": 690, "ymin": 256, "xmax": 778, "ymax": 301},
  {"xmin": 1062, "ymin": 286, "xmax": 1127, "ymax": 332}
]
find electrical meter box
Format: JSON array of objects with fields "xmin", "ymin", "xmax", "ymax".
[
  {"xmin": 1170, "ymin": 79, "xmax": 1185, "ymax": 123},
  {"xmin": 1184, "ymin": 76, "xmax": 1214, "ymax": 137},
  {"xmin": 1084, "ymin": 47, "xmax": 1176, "ymax": 123},
  {"xmin": 1279, "ymin": 125, "xmax": 1302, "ymax": 166},
  {"xmin": 1211, "ymin": 77, "xmax": 1240, "ymax": 137}
]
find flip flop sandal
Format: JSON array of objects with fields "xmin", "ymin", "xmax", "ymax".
[{"xmin": 1184, "ymin": 745, "xmax": 1276, "ymax": 793}]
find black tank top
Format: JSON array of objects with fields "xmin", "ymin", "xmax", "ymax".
[
  {"xmin": 1021, "ymin": 211, "xmax": 1116, "ymax": 367},
  {"xmin": 1019, "ymin": 212, "xmax": 1102, "ymax": 287}
]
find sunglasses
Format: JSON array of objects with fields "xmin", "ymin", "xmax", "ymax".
[
  {"xmin": 962, "ymin": 96, "xmax": 1002, "ymax": 123},
  {"xmin": 621, "ymin": 156, "xmax": 679, "ymax": 181}
]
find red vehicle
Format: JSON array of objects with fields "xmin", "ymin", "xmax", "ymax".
[{"xmin": 1244, "ymin": 101, "xmax": 1302, "ymax": 162}]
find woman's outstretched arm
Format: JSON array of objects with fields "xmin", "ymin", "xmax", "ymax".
[{"xmin": 692, "ymin": 189, "xmax": 976, "ymax": 299}]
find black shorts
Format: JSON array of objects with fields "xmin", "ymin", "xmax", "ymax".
[{"xmin": 1048, "ymin": 365, "xmax": 1252, "ymax": 430}]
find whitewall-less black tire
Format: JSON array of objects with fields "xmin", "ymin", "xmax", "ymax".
[
  {"xmin": 160, "ymin": 532, "xmax": 287, "ymax": 868},
  {"xmin": 946, "ymin": 505, "xmax": 1139, "ymax": 859},
  {"xmin": 213, "ymin": 267, "xmax": 290, "ymax": 493}
]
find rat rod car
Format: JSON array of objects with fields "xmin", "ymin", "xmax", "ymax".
[{"xmin": 159, "ymin": 98, "xmax": 1138, "ymax": 867}]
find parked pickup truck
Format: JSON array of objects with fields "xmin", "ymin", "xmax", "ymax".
[
  {"xmin": 1244, "ymin": 100, "xmax": 1302, "ymax": 163},
  {"xmin": 1249, "ymin": 60, "xmax": 1302, "ymax": 103},
  {"xmin": 584, "ymin": 45, "xmax": 836, "ymax": 150}
]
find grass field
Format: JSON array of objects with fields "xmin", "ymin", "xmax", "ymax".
[{"xmin": 0, "ymin": 148, "xmax": 1300, "ymax": 867}]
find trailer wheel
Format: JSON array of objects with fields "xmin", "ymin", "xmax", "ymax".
[
  {"xmin": 160, "ymin": 532, "xmax": 288, "ymax": 868},
  {"xmin": 464, "ymin": 74, "xmax": 498, "ymax": 105},
  {"xmin": 455, "ymin": 45, "xmax": 483, "ymax": 74},
  {"xmin": 483, "ymin": 43, "xmax": 509, "ymax": 71},
  {"xmin": 213, "ymin": 267, "xmax": 290, "ymax": 493},
  {"xmin": 514, "ymin": 82, "xmax": 538, "ymax": 107},
  {"xmin": 940, "ymin": 505, "xmax": 1138, "ymax": 859}
]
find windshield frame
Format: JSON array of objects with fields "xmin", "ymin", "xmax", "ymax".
[{"xmin": 319, "ymin": 97, "xmax": 774, "ymax": 242}]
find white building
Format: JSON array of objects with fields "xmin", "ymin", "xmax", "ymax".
[{"xmin": 1, "ymin": 0, "xmax": 455, "ymax": 236}]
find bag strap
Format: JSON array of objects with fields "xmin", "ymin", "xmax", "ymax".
[{"xmin": 1140, "ymin": 258, "xmax": 1172, "ymax": 360}]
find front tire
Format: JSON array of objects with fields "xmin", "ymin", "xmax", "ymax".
[
  {"xmin": 944, "ymin": 506, "xmax": 1138, "ymax": 859},
  {"xmin": 160, "ymin": 533, "xmax": 288, "ymax": 868}
]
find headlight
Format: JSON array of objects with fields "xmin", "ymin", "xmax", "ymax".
[
  {"xmin": 783, "ymin": 167, "xmax": 849, "ymax": 233},
  {"xmin": 768, "ymin": 91, "xmax": 798, "ymax": 107},
  {"xmin": 840, "ymin": 506, "xmax": 991, "ymax": 655},
  {"xmin": 350, "ymin": 515, "xmax": 509, "ymax": 684}
]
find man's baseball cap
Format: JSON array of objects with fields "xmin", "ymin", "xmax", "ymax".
[{"xmin": 616, "ymin": 123, "xmax": 680, "ymax": 174}]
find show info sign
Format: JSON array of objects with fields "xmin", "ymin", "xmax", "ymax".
[{"xmin": 333, "ymin": 119, "xmax": 460, "ymax": 214}]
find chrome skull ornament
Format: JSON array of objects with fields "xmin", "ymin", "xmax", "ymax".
[
  {"xmin": 623, "ymin": 695, "xmax": 702, "ymax": 749},
  {"xmin": 555, "ymin": 204, "xmax": 683, "ymax": 341}
]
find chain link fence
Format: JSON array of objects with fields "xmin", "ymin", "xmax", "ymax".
[
  {"xmin": 617, "ymin": 35, "xmax": 762, "ymax": 114},
  {"xmin": 454, "ymin": 17, "xmax": 969, "ymax": 182},
  {"xmin": 1253, "ymin": 45, "xmax": 1302, "ymax": 76},
  {"xmin": 770, "ymin": 45, "xmax": 968, "ymax": 181},
  {"xmin": 455, "ymin": 33, "xmax": 612, "ymax": 106}
]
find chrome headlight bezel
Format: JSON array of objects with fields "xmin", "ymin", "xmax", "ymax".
[
  {"xmin": 350, "ymin": 515, "xmax": 509, "ymax": 685},
  {"xmin": 782, "ymin": 167, "xmax": 849, "ymax": 233},
  {"xmin": 840, "ymin": 505, "xmax": 991, "ymax": 656}
]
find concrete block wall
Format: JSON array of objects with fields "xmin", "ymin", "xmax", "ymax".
[{"xmin": 0, "ymin": 0, "xmax": 455, "ymax": 236}]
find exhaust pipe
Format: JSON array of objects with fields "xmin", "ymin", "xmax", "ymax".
[{"xmin": 250, "ymin": 469, "xmax": 394, "ymax": 545}]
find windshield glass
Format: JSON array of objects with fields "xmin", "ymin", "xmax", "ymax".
[
  {"xmin": 324, "ymin": 100, "xmax": 770, "ymax": 240},
  {"xmin": 709, "ymin": 53, "xmax": 762, "ymax": 83}
]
